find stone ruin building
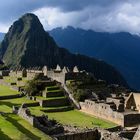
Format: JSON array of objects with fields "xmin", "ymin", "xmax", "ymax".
[
  {"xmin": 1, "ymin": 64, "xmax": 140, "ymax": 139},
  {"xmin": 13, "ymin": 104, "xmax": 132, "ymax": 140},
  {"xmin": 13, "ymin": 104, "xmax": 64, "ymax": 136},
  {"xmin": 2, "ymin": 64, "xmax": 82, "ymax": 84},
  {"xmin": 2, "ymin": 64, "xmax": 140, "ymax": 128},
  {"xmin": 80, "ymin": 92, "xmax": 140, "ymax": 127}
]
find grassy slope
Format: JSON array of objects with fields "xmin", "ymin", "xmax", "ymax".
[
  {"xmin": 0, "ymin": 97, "xmax": 36, "ymax": 107},
  {"xmin": 0, "ymin": 97, "xmax": 51, "ymax": 140},
  {"xmin": 0, "ymin": 114, "xmax": 51, "ymax": 140},
  {"xmin": 0, "ymin": 82, "xmax": 51, "ymax": 140},
  {"xmin": 47, "ymin": 110, "xmax": 116, "ymax": 128},
  {"xmin": 0, "ymin": 81, "xmax": 116, "ymax": 140},
  {"xmin": 29, "ymin": 107, "xmax": 116, "ymax": 128},
  {"xmin": 0, "ymin": 85, "xmax": 18, "ymax": 96}
]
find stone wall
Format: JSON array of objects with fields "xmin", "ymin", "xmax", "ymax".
[
  {"xmin": 0, "ymin": 70, "xmax": 10, "ymax": 76},
  {"xmin": 80, "ymin": 99, "xmax": 140, "ymax": 127},
  {"xmin": 119, "ymin": 131, "xmax": 135, "ymax": 139},
  {"xmin": 27, "ymin": 72, "xmax": 36, "ymax": 80},
  {"xmin": 14, "ymin": 106, "xmax": 64, "ymax": 135},
  {"xmin": 47, "ymin": 71, "xmax": 65, "ymax": 85},
  {"xmin": 38, "ymin": 98, "xmax": 69, "ymax": 107},
  {"xmin": 99, "ymin": 129, "xmax": 128, "ymax": 140},
  {"xmin": 107, "ymin": 97, "xmax": 125, "ymax": 112},
  {"xmin": 43, "ymin": 91, "xmax": 64, "ymax": 98},
  {"xmin": 47, "ymin": 70, "xmax": 86, "ymax": 86},
  {"xmin": 80, "ymin": 100, "xmax": 124, "ymax": 126},
  {"xmin": 133, "ymin": 126, "xmax": 140, "ymax": 140},
  {"xmin": 55, "ymin": 129, "xmax": 99, "ymax": 140},
  {"xmin": 124, "ymin": 114, "xmax": 140, "ymax": 127},
  {"xmin": 17, "ymin": 107, "xmax": 34, "ymax": 125},
  {"xmin": 55, "ymin": 128, "xmax": 130, "ymax": 140}
]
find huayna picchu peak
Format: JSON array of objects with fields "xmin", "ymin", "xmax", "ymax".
[{"xmin": 0, "ymin": 13, "xmax": 128, "ymax": 87}]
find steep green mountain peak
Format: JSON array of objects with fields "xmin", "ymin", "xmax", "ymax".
[{"xmin": 0, "ymin": 13, "xmax": 128, "ymax": 87}]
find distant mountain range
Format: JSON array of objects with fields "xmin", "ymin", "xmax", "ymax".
[
  {"xmin": 0, "ymin": 13, "xmax": 128, "ymax": 87},
  {"xmin": 49, "ymin": 26, "xmax": 140, "ymax": 90}
]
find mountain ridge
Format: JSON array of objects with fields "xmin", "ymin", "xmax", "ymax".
[
  {"xmin": 0, "ymin": 13, "xmax": 128, "ymax": 87},
  {"xmin": 49, "ymin": 26, "xmax": 140, "ymax": 90}
]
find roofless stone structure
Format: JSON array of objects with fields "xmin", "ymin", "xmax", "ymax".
[
  {"xmin": 56, "ymin": 65, "xmax": 61, "ymax": 71},
  {"xmin": 43, "ymin": 66, "xmax": 47, "ymax": 76},
  {"xmin": 73, "ymin": 66, "xmax": 79, "ymax": 73}
]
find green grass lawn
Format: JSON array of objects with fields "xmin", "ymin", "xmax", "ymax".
[
  {"xmin": 0, "ymin": 114, "xmax": 51, "ymax": 140},
  {"xmin": 0, "ymin": 97, "xmax": 37, "ymax": 113},
  {"xmin": 47, "ymin": 89, "xmax": 62, "ymax": 93},
  {"xmin": 0, "ymin": 97, "xmax": 37, "ymax": 109},
  {"xmin": 0, "ymin": 98, "xmax": 51, "ymax": 140},
  {"xmin": 46, "ymin": 86, "xmax": 59, "ymax": 90},
  {"xmin": 0, "ymin": 85, "xmax": 18, "ymax": 96},
  {"xmin": 48, "ymin": 110, "xmax": 117, "ymax": 128},
  {"xmin": 36, "ymin": 96, "xmax": 66, "ymax": 100},
  {"xmin": 29, "ymin": 107, "xmax": 116, "ymax": 129}
]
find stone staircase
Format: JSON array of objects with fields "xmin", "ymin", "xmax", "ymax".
[{"xmin": 38, "ymin": 81, "xmax": 73, "ymax": 112}]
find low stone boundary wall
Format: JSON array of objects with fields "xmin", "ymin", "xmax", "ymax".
[
  {"xmin": 14, "ymin": 106, "xmax": 64, "ymax": 136},
  {"xmin": 34, "ymin": 117, "xmax": 64, "ymax": 135},
  {"xmin": 54, "ymin": 129, "xmax": 99, "ymax": 140}
]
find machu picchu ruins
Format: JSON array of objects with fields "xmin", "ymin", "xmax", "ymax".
[
  {"xmin": 0, "ymin": 64, "xmax": 139, "ymax": 140},
  {"xmin": 0, "ymin": 8, "xmax": 140, "ymax": 140}
]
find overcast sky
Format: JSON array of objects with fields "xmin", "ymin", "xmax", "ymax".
[{"xmin": 0, "ymin": 0, "xmax": 140, "ymax": 34}]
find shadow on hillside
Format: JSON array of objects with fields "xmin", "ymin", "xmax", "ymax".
[
  {"xmin": 4, "ymin": 114, "xmax": 41, "ymax": 140},
  {"xmin": 0, "ymin": 128, "xmax": 12, "ymax": 140}
]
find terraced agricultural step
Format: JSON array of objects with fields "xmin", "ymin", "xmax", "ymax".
[
  {"xmin": 42, "ymin": 90, "xmax": 64, "ymax": 98},
  {"xmin": 39, "ymin": 97, "xmax": 70, "ymax": 107},
  {"xmin": 44, "ymin": 81, "xmax": 56, "ymax": 87},
  {"xmin": 46, "ymin": 86, "xmax": 60, "ymax": 91},
  {"xmin": 0, "ymin": 94, "xmax": 24, "ymax": 100},
  {"xmin": 41, "ymin": 106, "xmax": 74, "ymax": 112}
]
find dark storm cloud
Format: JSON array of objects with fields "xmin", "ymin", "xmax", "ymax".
[
  {"xmin": 0, "ymin": 0, "xmax": 46, "ymax": 22},
  {"xmin": 0, "ymin": 0, "xmax": 122, "ymax": 22},
  {"xmin": 0, "ymin": 0, "xmax": 140, "ymax": 33},
  {"xmin": 40, "ymin": 0, "xmax": 119, "ymax": 11}
]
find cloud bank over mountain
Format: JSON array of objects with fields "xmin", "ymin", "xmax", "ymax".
[{"xmin": 0, "ymin": 0, "xmax": 140, "ymax": 34}]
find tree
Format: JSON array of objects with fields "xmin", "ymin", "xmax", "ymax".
[{"xmin": 25, "ymin": 79, "xmax": 38, "ymax": 96}]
